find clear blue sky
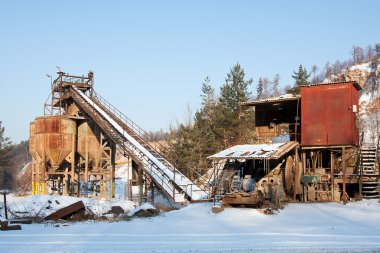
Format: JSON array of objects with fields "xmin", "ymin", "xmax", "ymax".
[{"xmin": 1, "ymin": 0, "xmax": 379, "ymax": 143}]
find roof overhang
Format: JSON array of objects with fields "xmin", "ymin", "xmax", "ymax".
[
  {"xmin": 208, "ymin": 141, "xmax": 298, "ymax": 160},
  {"xmin": 300, "ymin": 81, "xmax": 361, "ymax": 91},
  {"xmin": 240, "ymin": 94, "xmax": 301, "ymax": 107}
]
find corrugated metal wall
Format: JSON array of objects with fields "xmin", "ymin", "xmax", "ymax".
[{"xmin": 301, "ymin": 82, "xmax": 359, "ymax": 146}]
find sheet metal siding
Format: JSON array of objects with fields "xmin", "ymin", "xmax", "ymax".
[
  {"xmin": 34, "ymin": 116, "xmax": 76, "ymax": 167},
  {"xmin": 301, "ymin": 83, "xmax": 359, "ymax": 146}
]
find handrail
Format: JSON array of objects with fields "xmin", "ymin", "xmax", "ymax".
[
  {"xmin": 91, "ymin": 90, "xmax": 209, "ymax": 179},
  {"xmin": 87, "ymin": 89, "xmax": 211, "ymax": 198},
  {"xmin": 376, "ymin": 133, "xmax": 380, "ymax": 174},
  {"xmin": 70, "ymin": 87, "xmax": 182, "ymax": 201},
  {"xmin": 91, "ymin": 90, "xmax": 166, "ymax": 157}
]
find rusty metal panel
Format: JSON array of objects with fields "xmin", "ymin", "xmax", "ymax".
[
  {"xmin": 34, "ymin": 116, "xmax": 76, "ymax": 167},
  {"xmin": 301, "ymin": 82, "xmax": 359, "ymax": 146},
  {"xmin": 325, "ymin": 85, "xmax": 351, "ymax": 145},
  {"xmin": 44, "ymin": 201, "xmax": 85, "ymax": 220},
  {"xmin": 301, "ymin": 87, "xmax": 327, "ymax": 145},
  {"xmin": 29, "ymin": 122, "xmax": 37, "ymax": 159},
  {"xmin": 77, "ymin": 122, "xmax": 102, "ymax": 168}
]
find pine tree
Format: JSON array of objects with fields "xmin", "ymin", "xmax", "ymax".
[
  {"xmin": 288, "ymin": 64, "xmax": 311, "ymax": 94},
  {"xmin": 165, "ymin": 64, "xmax": 255, "ymax": 177},
  {"xmin": 191, "ymin": 77, "xmax": 219, "ymax": 175},
  {"xmin": 164, "ymin": 123, "xmax": 197, "ymax": 179},
  {"xmin": 165, "ymin": 77, "xmax": 219, "ymax": 177},
  {"xmin": 216, "ymin": 63, "xmax": 254, "ymax": 147},
  {"xmin": 0, "ymin": 121, "xmax": 13, "ymax": 190}
]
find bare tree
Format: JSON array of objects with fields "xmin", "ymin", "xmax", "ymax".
[
  {"xmin": 366, "ymin": 45, "xmax": 374, "ymax": 62},
  {"xmin": 374, "ymin": 43, "xmax": 380, "ymax": 60},
  {"xmin": 262, "ymin": 77, "xmax": 270, "ymax": 99},
  {"xmin": 351, "ymin": 46, "xmax": 365, "ymax": 64},
  {"xmin": 325, "ymin": 62, "xmax": 331, "ymax": 79},
  {"xmin": 271, "ymin": 74, "xmax": 280, "ymax": 96},
  {"xmin": 311, "ymin": 65, "xmax": 318, "ymax": 83}
]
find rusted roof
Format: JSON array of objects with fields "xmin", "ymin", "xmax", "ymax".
[
  {"xmin": 300, "ymin": 81, "xmax": 361, "ymax": 91},
  {"xmin": 208, "ymin": 141, "xmax": 298, "ymax": 160},
  {"xmin": 240, "ymin": 94, "xmax": 300, "ymax": 106}
]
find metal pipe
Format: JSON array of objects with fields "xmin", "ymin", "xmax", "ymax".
[
  {"xmin": 71, "ymin": 131, "xmax": 76, "ymax": 196},
  {"xmin": 330, "ymin": 151, "xmax": 334, "ymax": 201},
  {"xmin": 342, "ymin": 147, "xmax": 347, "ymax": 204},
  {"xmin": 85, "ymin": 125, "xmax": 89, "ymax": 197},
  {"xmin": 294, "ymin": 145, "xmax": 299, "ymax": 200},
  {"xmin": 41, "ymin": 150, "xmax": 46, "ymax": 195},
  {"xmin": 2, "ymin": 192, "xmax": 8, "ymax": 220}
]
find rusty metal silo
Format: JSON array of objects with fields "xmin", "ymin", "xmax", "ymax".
[
  {"xmin": 29, "ymin": 122, "xmax": 37, "ymax": 159},
  {"xmin": 29, "ymin": 121, "xmax": 38, "ymax": 195},
  {"xmin": 77, "ymin": 122, "xmax": 102, "ymax": 169},
  {"xmin": 34, "ymin": 116, "xmax": 76, "ymax": 168}
]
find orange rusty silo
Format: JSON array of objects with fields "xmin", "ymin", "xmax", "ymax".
[
  {"xmin": 34, "ymin": 116, "xmax": 76, "ymax": 168},
  {"xmin": 77, "ymin": 122, "xmax": 102, "ymax": 169}
]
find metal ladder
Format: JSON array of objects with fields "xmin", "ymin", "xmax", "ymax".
[{"xmin": 360, "ymin": 144, "xmax": 379, "ymax": 199}]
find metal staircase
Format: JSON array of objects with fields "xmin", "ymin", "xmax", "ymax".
[
  {"xmin": 90, "ymin": 90, "xmax": 172, "ymax": 168},
  {"xmin": 360, "ymin": 144, "xmax": 379, "ymax": 199},
  {"xmin": 69, "ymin": 87, "xmax": 209, "ymax": 203}
]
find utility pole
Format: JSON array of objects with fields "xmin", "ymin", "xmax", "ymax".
[{"xmin": 1, "ymin": 191, "xmax": 9, "ymax": 220}]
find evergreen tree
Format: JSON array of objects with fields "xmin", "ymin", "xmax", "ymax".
[
  {"xmin": 216, "ymin": 63, "xmax": 254, "ymax": 147},
  {"xmin": 164, "ymin": 77, "xmax": 219, "ymax": 178},
  {"xmin": 288, "ymin": 64, "xmax": 311, "ymax": 94},
  {"xmin": 0, "ymin": 121, "xmax": 13, "ymax": 190},
  {"xmin": 191, "ymin": 77, "xmax": 219, "ymax": 175},
  {"xmin": 200, "ymin": 77, "xmax": 214, "ymax": 107},
  {"xmin": 165, "ymin": 64, "xmax": 256, "ymax": 177}
]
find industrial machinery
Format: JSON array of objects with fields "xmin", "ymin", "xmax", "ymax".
[
  {"xmin": 30, "ymin": 71, "xmax": 209, "ymax": 203},
  {"xmin": 209, "ymin": 81, "xmax": 380, "ymax": 207}
]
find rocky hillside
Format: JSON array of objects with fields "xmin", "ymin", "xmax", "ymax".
[{"xmin": 325, "ymin": 58, "xmax": 380, "ymax": 143}]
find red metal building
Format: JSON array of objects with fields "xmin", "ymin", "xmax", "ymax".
[{"xmin": 300, "ymin": 81, "xmax": 361, "ymax": 147}]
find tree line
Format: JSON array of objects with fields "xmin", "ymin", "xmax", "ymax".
[
  {"xmin": 310, "ymin": 43, "xmax": 380, "ymax": 84},
  {"xmin": 0, "ymin": 121, "xmax": 30, "ymax": 190},
  {"xmin": 163, "ymin": 43, "xmax": 380, "ymax": 179}
]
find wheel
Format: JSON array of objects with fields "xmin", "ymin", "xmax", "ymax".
[{"xmin": 285, "ymin": 155, "xmax": 295, "ymax": 194}]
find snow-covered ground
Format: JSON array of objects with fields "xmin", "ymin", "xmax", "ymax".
[
  {"xmin": 1, "ymin": 200, "xmax": 380, "ymax": 253},
  {"xmin": 2, "ymin": 194, "xmax": 137, "ymax": 219}
]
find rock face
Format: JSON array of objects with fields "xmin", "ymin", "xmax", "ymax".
[
  {"xmin": 327, "ymin": 62, "xmax": 373, "ymax": 88},
  {"xmin": 343, "ymin": 68, "xmax": 371, "ymax": 87}
]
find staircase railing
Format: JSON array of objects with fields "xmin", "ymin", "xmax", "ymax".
[
  {"xmin": 375, "ymin": 134, "xmax": 380, "ymax": 175},
  {"xmin": 70, "ymin": 87, "xmax": 187, "ymax": 202},
  {"xmin": 90, "ymin": 89, "xmax": 212, "ymax": 197},
  {"xmin": 91, "ymin": 90, "xmax": 163, "ymax": 151}
]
